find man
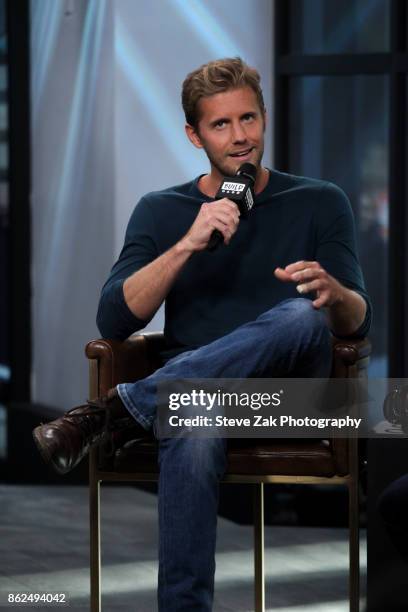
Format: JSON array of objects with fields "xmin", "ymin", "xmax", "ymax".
[{"xmin": 34, "ymin": 58, "xmax": 371, "ymax": 611}]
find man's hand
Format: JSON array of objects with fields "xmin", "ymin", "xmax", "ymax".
[
  {"xmin": 122, "ymin": 199, "xmax": 239, "ymax": 323},
  {"xmin": 274, "ymin": 260, "xmax": 367, "ymax": 336},
  {"xmin": 180, "ymin": 198, "xmax": 240, "ymax": 252},
  {"xmin": 274, "ymin": 260, "xmax": 345, "ymax": 308}
]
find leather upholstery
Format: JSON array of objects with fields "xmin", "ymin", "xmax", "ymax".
[
  {"xmin": 85, "ymin": 334, "xmax": 370, "ymax": 478},
  {"xmin": 112, "ymin": 438, "xmax": 337, "ymax": 477}
]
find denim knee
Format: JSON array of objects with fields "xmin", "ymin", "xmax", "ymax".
[
  {"xmin": 159, "ymin": 437, "xmax": 227, "ymax": 480},
  {"xmin": 261, "ymin": 298, "xmax": 329, "ymax": 336},
  {"xmin": 290, "ymin": 297, "xmax": 329, "ymax": 334}
]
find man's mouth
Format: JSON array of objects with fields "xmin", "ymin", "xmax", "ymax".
[{"xmin": 229, "ymin": 147, "xmax": 254, "ymax": 158}]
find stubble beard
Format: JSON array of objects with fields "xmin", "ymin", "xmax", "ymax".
[{"xmin": 207, "ymin": 144, "xmax": 264, "ymax": 180}]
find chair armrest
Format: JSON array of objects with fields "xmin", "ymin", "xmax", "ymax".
[
  {"xmin": 85, "ymin": 333, "xmax": 165, "ymax": 397},
  {"xmin": 330, "ymin": 337, "xmax": 371, "ymax": 475},
  {"xmin": 331, "ymin": 337, "xmax": 371, "ymax": 377}
]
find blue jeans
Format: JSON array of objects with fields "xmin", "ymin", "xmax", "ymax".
[{"xmin": 118, "ymin": 298, "xmax": 332, "ymax": 611}]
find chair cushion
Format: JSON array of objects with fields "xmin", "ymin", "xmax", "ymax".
[
  {"xmin": 225, "ymin": 439, "xmax": 336, "ymax": 476},
  {"xmin": 110, "ymin": 438, "xmax": 338, "ymax": 477}
]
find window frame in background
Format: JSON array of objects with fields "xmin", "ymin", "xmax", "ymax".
[
  {"xmin": 3, "ymin": 0, "xmax": 31, "ymax": 404},
  {"xmin": 274, "ymin": 0, "xmax": 408, "ymax": 378}
]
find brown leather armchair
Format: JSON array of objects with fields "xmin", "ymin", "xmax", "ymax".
[{"xmin": 86, "ymin": 333, "xmax": 370, "ymax": 612}]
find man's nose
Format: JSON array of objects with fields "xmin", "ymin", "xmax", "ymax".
[{"xmin": 231, "ymin": 121, "xmax": 247, "ymax": 143}]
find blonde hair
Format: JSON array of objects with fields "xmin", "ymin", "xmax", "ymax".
[{"xmin": 182, "ymin": 57, "xmax": 265, "ymax": 129}]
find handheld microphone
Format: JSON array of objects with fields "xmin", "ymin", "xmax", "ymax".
[{"xmin": 206, "ymin": 162, "xmax": 257, "ymax": 251}]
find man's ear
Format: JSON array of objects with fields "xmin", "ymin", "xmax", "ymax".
[{"xmin": 185, "ymin": 123, "xmax": 203, "ymax": 149}]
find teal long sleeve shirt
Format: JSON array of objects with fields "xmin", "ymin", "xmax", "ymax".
[{"xmin": 97, "ymin": 169, "xmax": 372, "ymax": 360}]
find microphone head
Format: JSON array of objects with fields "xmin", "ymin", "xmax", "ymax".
[{"xmin": 237, "ymin": 162, "xmax": 257, "ymax": 184}]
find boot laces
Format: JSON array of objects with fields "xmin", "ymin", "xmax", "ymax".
[
  {"xmin": 64, "ymin": 403, "xmax": 108, "ymax": 439},
  {"xmin": 64, "ymin": 397, "xmax": 132, "ymax": 449}
]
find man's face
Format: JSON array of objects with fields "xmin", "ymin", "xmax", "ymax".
[{"xmin": 186, "ymin": 86, "xmax": 266, "ymax": 180}]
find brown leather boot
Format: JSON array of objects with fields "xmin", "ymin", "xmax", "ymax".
[{"xmin": 32, "ymin": 388, "xmax": 143, "ymax": 475}]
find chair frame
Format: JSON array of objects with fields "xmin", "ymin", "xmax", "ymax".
[{"xmin": 87, "ymin": 334, "xmax": 370, "ymax": 612}]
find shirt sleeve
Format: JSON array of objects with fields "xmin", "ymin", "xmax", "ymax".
[
  {"xmin": 96, "ymin": 197, "xmax": 159, "ymax": 339},
  {"xmin": 314, "ymin": 182, "xmax": 372, "ymax": 339}
]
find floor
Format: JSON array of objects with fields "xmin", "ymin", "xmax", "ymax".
[{"xmin": 0, "ymin": 485, "xmax": 366, "ymax": 611}]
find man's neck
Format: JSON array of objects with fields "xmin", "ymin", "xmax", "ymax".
[{"xmin": 198, "ymin": 166, "xmax": 269, "ymax": 198}]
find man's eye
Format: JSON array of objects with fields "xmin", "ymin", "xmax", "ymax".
[
  {"xmin": 215, "ymin": 120, "xmax": 227, "ymax": 129},
  {"xmin": 243, "ymin": 114, "xmax": 255, "ymax": 122}
]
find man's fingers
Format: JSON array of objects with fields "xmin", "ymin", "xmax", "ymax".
[
  {"xmin": 274, "ymin": 259, "xmax": 335, "ymax": 308},
  {"xmin": 210, "ymin": 199, "xmax": 241, "ymax": 219},
  {"xmin": 291, "ymin": 267, "xmax": 324, "ymax": 282},
  {"xmin": 210, "ymin": 219, "xmax": 233, "ymax": 244},
  {"xmin": 205, "ymin": 204, "xmax": 240, "ymax": 227},
  {"xmin": 274, "ymin": 267, "xmax": 292, "ymax": 281},
  {"xmin": 312, "ymin": 295, "xmax": 327, "ymax": 309},
  {"xmin": 296, "ymin": 279, "xmax": 322, "ymax": 295},
  {"xmin": 284, "ymin": 260, "xmax": 320, "ymax": 274},
  {"xmin": 216, "ymin": 197, "xmax": 241, "ymax": 213},
  {"xmin": 212, "ymin": 211, "xmax": 239, "ymax": 228}
]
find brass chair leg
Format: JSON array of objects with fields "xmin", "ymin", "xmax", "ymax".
[
  {"xmin": 90, "ymin": 467, "xmax": 101, "ymax": 612},
  {"xmin": 349, "ymin": 474, "xmax": 360, "ymax": 612},
  {"xmin": 254, "ymin": 483, "xmax": 265, "ymax": 612}
]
